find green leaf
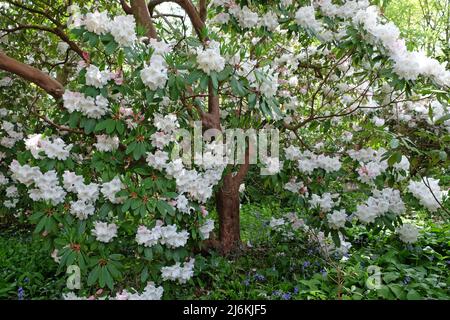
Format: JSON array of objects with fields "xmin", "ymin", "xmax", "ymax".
[
  {"xmin": 105, "ymin": 41, "xmax": 119, "ymax": 55},
  {"xmin": 435, "ymin": 114, "xmax": 450, "ymax": 125},
  {"xmin": 141, "ymin": 267, "xmax": 149, "ymax": 283},
  {"xmin": 69, "ymin": 112, "xmax": 81, "ymax": 128},
  {"xmin": 406, "ymin": 289, "xmax": 422, "ymax": 300},
  {"xmin": 383, "ymin": 272, "xmax": 400, "ymax": 283},
  {"xmin": 388, "ymin": 284, "xmax": 405, "ymax": 299},
  {"xmin": 116, "ymin": 121, "xmax": 125, "ymax": 135},
  {"xmin": 210, "ymin": 72, "xmax": 219, "ymax": 91},
  {"xmin": 106, "ymin": 119, "xmax": 116, "ymax": 135},
  {"xmin": 230, "ymin": 77, "xmax": 246, "ymax": 96},
  {"xmin": 330, "ymin": 230, "xmax": 341, "ymax": 247},
  {"xmin": 144, "ymin": 248, "xmax": 153, "ymax": 261},
  {"xmin": 388, "ymin": 152, "xmax": 402, "ymax": 166},
  {"xmin": 87, "ymin": 265, "xmax": 100, "ymax": 286},
  {"xmin": 84, "ymin": 119, "xmax": 96, "ymax": 134},
  {"xmin": 104, "ymin": 267, "xmax": 114, "ymax": 290}
]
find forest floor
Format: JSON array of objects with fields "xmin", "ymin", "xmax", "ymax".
[{"xmin": 0, "ymin": 203, "xmax": 449, "ymax": 300}]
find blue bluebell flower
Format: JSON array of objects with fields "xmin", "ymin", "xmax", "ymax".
[
  {"xmin": 18, "ymin": 287, "xmax": 24, "ymax": 300},
  {"xmin": 254, "ymin": 273, "xmax": 266, "ymax": 282},
  {"xmin": 281, "ymin": 292, "xmax": 291, "ymax": 300}
]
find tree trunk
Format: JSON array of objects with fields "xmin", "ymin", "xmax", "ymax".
[{"xmin": 216, "ymin": 173, "xmax": 241, "ymax": 255}]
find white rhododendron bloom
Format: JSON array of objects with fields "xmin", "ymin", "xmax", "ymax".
[
  {"xmin": 407, "ymin": 178, "xmax": 445, "ymax": 212},
  {"xmin": 109, "ymin": 15, "xmax": 137, "ymax": 47},
  {"xmin": 115, "ymin": 282, "xmax": 164, "ymax": 300},
  {"xmin": 175, "ymin": 194, "xmax": 190, "ymax": 213},
  {"xmin": 92, "ymin": 221, "xmax": 118, "ymax": 243},
  {"xmin": 25, "ymin": 134, "xmax": 72, "ymax": 160},
  {"xmin": 260, "ymin": 12, "xmax": 279, "ymax": 31},
  {"xmin": 84, "ymin": 11, "xmax": 110, "ymax": 34},
  {"xmin": 161, "ymin": 258, "xmax": 195, "ymax": 284},
  {"xmin": 199, "ymin": 219, "xmax": 215, "ymax": 239},
  {"xmin": 328, "ymin": 209, "xmax": 347, "ymax": 229},
  {"xmin": 140, "ymin": 55, "xmax": 168, "ymax": 91},
  {"xmin": 94, "ymin": 135, "xmax": 119, "ymax": 152},
  {"xmin": 146, "ymin": 150, "xmax": 169, "ymax": 170},
  {"xmin": 85, "ymin": 65, "xmax": 112, "ymax": 88},
  {"xmin": 295, "ymin": 6, "xmax": 322, "ymax": 32},
  {"xmin": 101, "ymin": 176, "xmax": 125, "ymax": 204},
  {"xmin": 136, "ymin": 224, "xmax": 161, "ymax": 247},
  {"xmin": 63, "ymin": 90, "xmax": 110, "ymax": 119},
  {"xmin": 396, "ymin": 223, "xmax": 419, "ymax": 244},
  {"xmin": 355, "ymin": 188, "xmax": 405, "ymax": 224},
  {"xmin": 269, "ymin": 217, "xmax": 285, "ymax": 229},
  {"xmin": 70, "ymin": 199, "xmax": 95, "ymax": 220},
  {"xmin": 309, "ymin": 193, "xmax": 339, "ymax": 213},
  {"xmin": 149, "ymin": 38, "xmax": 172, "ymax": 55},
  {"xmin": 196, "ymin": 45, "xmax": 225, "ymax": 74}
]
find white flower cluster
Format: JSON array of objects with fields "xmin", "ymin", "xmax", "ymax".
[
  {"xmin": 91, "ymin": 221, "xmax": 117, "ymax": 243},
  {"xmin": 229, "ymin": 5, "xmax": 259, "ymax": 29},
  {"xmin": 63, "ymin": 90, "xmax": 110, "ymax": 119},
  {"xmin": 396, "ymin": 223, "xmax": 419, "ymax": 244},
  {"xmin": 69, "ymin": 8, "xmax": 136, "ymax": 47},
  {"xmin": 85, "ymin": 65, "xmax": 112, "ymax": 88},
  {"xmin": 1, "ymin": 120, "xmax": 23, "ymax": 148},
  {"xmin": 94, "ymin": 135, "xmax": 119, "ymax": 152},
  {"xmin": 10, "ymin": 160, "xmax": 66, "ymax": 205},
  {"xmin": 175, "ymin": 194, "xmax": 190, "ymax": 213},
  {"xmin": 146, "ymin": 115, "xmax": 225, "ymax": 203},
  {"xmin": 64, "ymin": 282, "xmax": 164, "ymax": 300},
  {"xmin": 350, "ymin": 5, "xmax": 450, "ymax": 86},
  {"xmin": 284, "ymin": 177, "xmax": 308, "ymax": 196},
  {"xmin": 269, "ymin": 217, "xmax": 285, "ymax": 229},
  {"xmin": 199, "ymin": 219, "xmax": 215, "ymax": 239},
  {"xmin": 149, "ymin": 38, "xmax": 173, "ymax": 55},
  {"xmin": 0, "ymin": 172, "xmax": 8, "ymax": 186},
  {"xmin": 309, "ymin": 230, "xmax": 352, "ymax": 257},
  {"xmin": 136, "ymin": 221, "xmax": 189, "ymax": 249},
  {"xmin": 285, "ymin": 145, "xmax": 341, "ymax": 174},
  {"xmin": 309, "ymin": 193, "xmax": 340, "ymax": 213},
  {"xmin": 161, "ymin": 258, "xmax": 195, "ymax": 284},
  {"xmin": 0, "ymin": 77, "xmax": 12, "ymax": 87},
  {"xmin": 108, "ymin": 15, "xmax": 137, "ymax": 47},
  {"xmin": 25, "ymin": 134, "xmax": 72, "ymax": 161},
  {"xmin": 101, "ymin": 176, "xmax": 125, "ymax": 204},
  {"xmin": 354, "ymin": 188, "xmax": 405, "ymax": 224},
  {"xmin": 196, "ymin": 42, "xmax": 225, "ymax": 75},
  {"xmin": 259, "ymin": 12, "xmax": 279, "ymax": 31},
  {"xmin": 394, "ymin": 99, "xmax": 450, "ymax": 132},
  {"xmin": 3, "ymin": 184, "xmax": 19, "ymax": 209},
  {"xmin": 284, "ymin": 212, "xmax": 307, "ymax": 231},
  {"xmin": 140, "ymin": 53, "xmax": 168, "ymax": 91},
  {"xmin": 295, "ymin": 6, "xmax": 322, "ymax": 33},
  {"xmin": 63, "ymin": 171, "xmax": 99, "ymax": 219},
  {"xmin": 407, "ymin": 178, "xmax": 445, "ymax": 212},
  {"xmin": 115, "ymin": 282, "xmax": 164, "ymax": 300},
  {"xmin": 348, "ymin": 147, "xmax": 390, "ymax": 184},
  {"xmin": 327, "ymin": 209, "xmax": 347, "ymax": 229}
]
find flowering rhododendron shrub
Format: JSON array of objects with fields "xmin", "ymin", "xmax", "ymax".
[{"xmin": 0, "ymin": 0, "xmax": 448, "ymax": 300}]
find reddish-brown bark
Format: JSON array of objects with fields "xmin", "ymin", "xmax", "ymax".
[{"xmin": 0, "ymin": 51, "xmax": 64, "ymax": 98}]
